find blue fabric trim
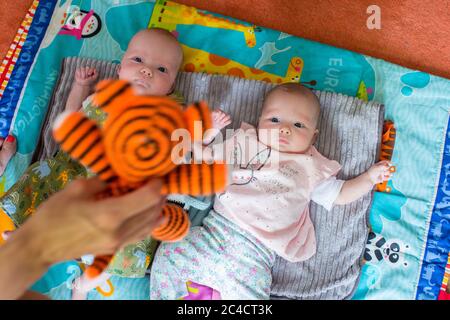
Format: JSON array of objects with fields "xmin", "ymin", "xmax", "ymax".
[
  {"xmin": 416, "ymin": 115, "xmax": 450, "ymax": 300},
  {"xmin": 0, "ymin": 0, "xmax": 56, "ymax": 137}
]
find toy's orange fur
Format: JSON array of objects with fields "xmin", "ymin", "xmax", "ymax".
[
  {"xmin": 53, "ymin": 79, "xmax": 227, "ymax": 278},
  {"xmin": 376, "ymin": 121, "xmax": 396, "ymax": 193}
]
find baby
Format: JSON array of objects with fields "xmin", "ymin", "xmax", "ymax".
[
  {"xmin": 149, "ymin": 83, "xmax": 393, "ymax": 300},
  {"xmin": 66, "ymin": 28, "xmax": 183, "ymax": 113}
]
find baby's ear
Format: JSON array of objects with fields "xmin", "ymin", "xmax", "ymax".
[
  {"xmin": 312, "ymin": 129, "xmax": 319, "ymax": 144},
  {"xmin": 167, "ymin": 82, "xmax": 176, "ymax": 95}
]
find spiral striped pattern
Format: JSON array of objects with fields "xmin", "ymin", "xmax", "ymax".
[{"xmin": 103, "ymin": 99, "xmax": 185, "ymax": 182}]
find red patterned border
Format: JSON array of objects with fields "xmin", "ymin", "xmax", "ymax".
[
  {"xmin": 0, "ymin": 0, "xmax": 39, "ymax": 98},
  {"xmin": 438, "ymin": 253, "xmax": 450, "ymax": 300}
]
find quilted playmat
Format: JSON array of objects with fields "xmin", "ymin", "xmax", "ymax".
[{"xmin": 0, "ymin": 0, "xmax": 448, "ymax": 300}]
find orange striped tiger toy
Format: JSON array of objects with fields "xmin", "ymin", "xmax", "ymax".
[
  {"xmin": 376, "ymin": 121, "xmax": 396, "ymax": 193},
  {"xmin": 52, "ymin": 79, "xmax": 227, "ymax": 278}
]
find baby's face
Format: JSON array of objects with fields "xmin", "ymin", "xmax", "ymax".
[
  {"xmin": 118, "ymin": 30, "xmax": 182, "ymax": 96},
  {"xmin": 257, "ymin": 88, "xmax": 319, "ymax": 153}
]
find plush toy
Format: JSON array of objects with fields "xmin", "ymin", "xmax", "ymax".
[{"xmin": 52, "ymin": 79, "xmax": 227, "ymax": 278}]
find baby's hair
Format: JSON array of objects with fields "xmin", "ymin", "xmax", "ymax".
[
  {"xmin": 146, "ymin": 27, "xmax": 179, "ymax": 40},
  {"xmin": 265, "ymin": 83, "xmax": 318, "ymax": 103},
  {"xmin": 263, "ymin": 82, "xmax": 321, "ymax": 127},
  {"xmin": 267, "ymin": 83, "xmax": 320, "ymax": 108},
  {"xmin": 131, "ymin": 28, "xmax": 183, "ymax": 59}
]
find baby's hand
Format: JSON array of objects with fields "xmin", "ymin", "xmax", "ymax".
[
  {"xmin": 75, "ymin": 67, "xmax": 98, "ymax": 86},
  {"xmin": 367, "ymin": 160, "xmax": 395, "ymax": 184},
  {"xmin": 203, "ymin": 110, "xmax": 232, "ymax": 144},
  {"xmin": 212, "ymin": 109, "xmax": 232, "ymax": 131}
]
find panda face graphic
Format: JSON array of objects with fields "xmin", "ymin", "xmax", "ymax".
[
  {"xmin": 365, "ymin": 231, "xmax": 409, "ymax": 268},
  {"xmin": 382, "ymin": 241, "xmax": 404, "ymax": 265}
]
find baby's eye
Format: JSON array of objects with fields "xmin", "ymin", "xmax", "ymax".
[
  {"xmin": 294, "ymin": 122, "xmax": 305, "ymax": 128},
  {"xmin": 157, "ymin": 66, "xmax": 167, "ymax": 73},
  {"xmin": 132, "ymin": 57, "xmax": 143, "ymax": 63},
  {"xmin": 271, "ymin": 117, "xmax": 279, "ymax": 123}
]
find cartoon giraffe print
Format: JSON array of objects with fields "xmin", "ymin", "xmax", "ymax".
[
  {"xmin": 182, "ymin": 44, "xmax": 304, "ymax": 84},
  {"xmin": 149, "ymin": 1, "xmax": 304, "ymax": 84},
  {"xmin": 150, "ymin": 0, "xmax": 258, "ymax": 48}
]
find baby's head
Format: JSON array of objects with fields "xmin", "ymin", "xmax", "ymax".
[
  {"xmin": 118, "ymin": 28, "xmax": 183, "ymax": 96},
  {"xmin": 257, "ymin": 83, "xmax": 320, "ymax": 153}
]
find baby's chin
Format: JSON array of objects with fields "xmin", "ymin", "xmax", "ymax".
[
  {"xmin": 130, "ymin": 83, "xmax": 168, "ymax": 96},
  {"xmin": 132, "ymin": 86, "xmax": 154, "ymax": 96},
  {"xmin": 260, "ymin": 139, "xmax": 310, "ymax": 154}
]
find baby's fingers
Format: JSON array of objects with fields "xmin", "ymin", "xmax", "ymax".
[
  {"xmin": 87, "ymin": 68, "xmax": 97, "ymax": 78},
  {"xmin": 381, "ymin": 169, "xmax": 393, "ymax": 181},
  {"xmin": 224, "ymin": 116, "xmax": 232, "ymax": 125},
  {"xmin": 376, "ymin": 160, "xmax": 391, "ymax": 167},
  {"xmin": 80, "ymin": 67, "xmax": 89, "ymax": 78}
]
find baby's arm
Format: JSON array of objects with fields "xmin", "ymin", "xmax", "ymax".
[
  {"xmin": 65, "ymin": 67, "xmax": 98, "ymax": 112},
  {"xmin": 334, "ymin": 160, "xmax": 394, "ymax": 205},
  {"xmin": 202, "ymin": 109, "xmax": 231, "ymax": 145}
]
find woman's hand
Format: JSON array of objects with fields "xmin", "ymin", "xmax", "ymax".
[
  {"xmin": 18, "ymin": 177, "xmax": 165, "ymax": 267},
  {"xmin": 0, "ymin": 176, "xmax": 165, "ymax": 299}
]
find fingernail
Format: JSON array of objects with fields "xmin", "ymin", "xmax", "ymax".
[{"xmin": 6, "ymin": 135, "xmax": 15, "ymax": 143}]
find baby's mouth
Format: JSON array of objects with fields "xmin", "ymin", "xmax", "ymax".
[{"xmin": 134, "ymin": 79, "xmax": 149, "ymax": 88}]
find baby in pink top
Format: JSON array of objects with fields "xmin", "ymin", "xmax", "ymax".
[{"xmin": 150, "ymin": 83, "xmax": 393, "ymax": 300}]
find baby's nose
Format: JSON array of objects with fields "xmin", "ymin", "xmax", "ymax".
[
  {"xmin": 279, "ymin": 127, "xmax": 291, "ymax": 135},
  {"xmin": 140, "ymin": 67, "xmax": 152, "ymax": 78}
]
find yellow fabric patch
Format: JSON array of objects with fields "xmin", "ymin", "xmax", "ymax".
[{"xmin": 0, "ymin": 208, "xmax": 15, "ymax": 246}]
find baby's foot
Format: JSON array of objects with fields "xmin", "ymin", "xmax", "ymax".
[
  {"xmin": 203, "ymin": 110, "xmax": 232, "ymax": 145},
  {"xmin": 0, "ymin": 135, "xmax": 17, "ymax": 176}
]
